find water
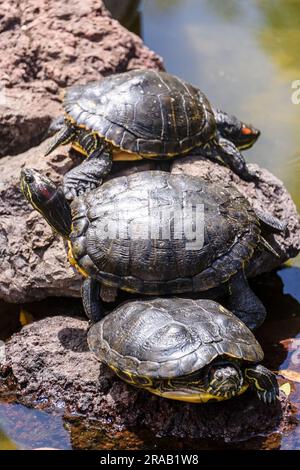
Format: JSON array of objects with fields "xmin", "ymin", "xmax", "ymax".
[{"xmin": 1, "ymin": 0, "xmax": 300, "ymax": 450}]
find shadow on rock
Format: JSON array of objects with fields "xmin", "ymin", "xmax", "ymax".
[{"xmin": 58, "ymin": 327, "xmax": 89, "ymax": 353}]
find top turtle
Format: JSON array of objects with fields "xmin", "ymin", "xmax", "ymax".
[{"xmin": 46, "ymin": 70, "xmax": 259, "ymax": 200}]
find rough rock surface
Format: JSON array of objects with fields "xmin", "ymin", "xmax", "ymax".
[
  {"xmin": 0, "ymin": 316, "xmax": 293, "ymax": 441},
  {"xmin": 0, "ymin": 141, "xmax": 82, "ymax": 303},
  {"xmin": 0, "ymin": 141, "xmax": 299, "ymax": 303},
  {"xmin": 171, "ymin": 157, "xmax": 300, "ymax": 277},
  {"xmin": 0, "ymin": 0, "xmax": 163, "ymax": 157}
]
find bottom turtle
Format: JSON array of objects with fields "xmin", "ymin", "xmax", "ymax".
[{"xmin": 88, "ymin": 297, "xmax": 278, "ymax": 404}]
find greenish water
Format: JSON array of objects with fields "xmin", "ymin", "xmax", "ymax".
[{"xmin": 1, "ymin": 0, "xmax": 300, "ymax": 451}]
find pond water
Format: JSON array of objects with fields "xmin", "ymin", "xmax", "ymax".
[{"xmin": 0, "ymin": 0, "xmax": 300, "ymax": 450}]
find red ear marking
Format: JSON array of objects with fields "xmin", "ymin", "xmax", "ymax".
[
  {"xmin": 242, "ymin": 126, "xmax": 252, "ymax": 135},
  {"xmin": 40, "ymin": 186, "xmax": 53, "ymax": 199}
]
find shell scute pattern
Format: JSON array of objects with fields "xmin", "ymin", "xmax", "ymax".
[
  {"xmin": 88, "ymin": 298, "xmax": 263, "ymax": 379},
  {"xmin": 64, "ymin": 70, "xmax": 216, "ymax": 156},
  {"xmin": 70, "ymin": 172, "xmax": 260, "ymax": 294}
]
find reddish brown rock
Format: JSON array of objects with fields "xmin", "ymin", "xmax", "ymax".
[
  {"xmin": 0, "ymin": 315, "xmax": 293, "ymax": 442},
  {"xmin": 0, "ymin": 0, "xmax": 163, "ymax": 156}
]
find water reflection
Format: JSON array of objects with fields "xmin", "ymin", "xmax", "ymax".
[
  {"xmin": 103, "ymin": 0, "xmax": 141, "ymax": 34},
  {"xmin": 0, "ymin": 402, "xmax": 71, "ymax": 450},
  {"xmin": 258, "ymin": 0, "xmax": 300, "ymax": 77}
]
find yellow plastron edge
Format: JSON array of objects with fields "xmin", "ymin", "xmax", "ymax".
[{"xmin": 67, "ymin": 241, "xmax": 89, "ymax": 278}]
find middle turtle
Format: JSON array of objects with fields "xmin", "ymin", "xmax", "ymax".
[
  {"xmin": 21, "ymin": 169, "xmax": 282, "ymax": 330},
  {"xmin": 45, "ymin": 70, "xmax": 259, "ymax": 200}
]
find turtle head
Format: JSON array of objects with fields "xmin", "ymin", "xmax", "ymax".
[
  {"xmin": 215, "ymin": 109, "xmax": 260, "ymax": 150},
  {"xmin": 21, "ymin": 168, "xmax": 72, "ymax": 239},
  {"xmin": 206, "ymin": 361, "xmax": 244, "ymax": 400},
  {"xmin": 237, "ymin": 122, "xmax": 260, "ymax": 150}
]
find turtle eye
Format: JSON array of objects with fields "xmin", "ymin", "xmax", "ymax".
[
  {"xmin": 214, "ymin": 370, "xmax": 223, "ymax": 380},
  {"xmin": 25, "ymin": 174, "xmax": 34, "ymax": 183},
  {"xmin": 22, "ymin": 171, "xmax": 35, "ymax": 184}
]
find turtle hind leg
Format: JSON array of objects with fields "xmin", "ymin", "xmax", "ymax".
[
  {"xmin": 81, "ymin": 278, "xmax": 105, "ymax": 324},
  {"xmin": 47, "ymin": 115, "xmax": 66, "ymax": 136},
  {"xmin": 254, "ymin": 207, "xmax": 287, "ymax": 233},
  {"xmin": 245, "ymin": 364, "xmax": 279, "ymax": 404},
  {"xmin": 228, "ymin": 269, "xmax": 266, "ymax": 330},
  {"xmin": 45, "ymin": 121, "xmax": 76, "ymax": 156}
]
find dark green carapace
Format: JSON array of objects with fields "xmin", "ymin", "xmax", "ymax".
[{"xmin": 88, "ymin": 297, "xmax": 279, "ymax": 404}]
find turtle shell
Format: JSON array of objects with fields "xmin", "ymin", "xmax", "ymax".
[
  {"xmin": 63, "ymin": 70, "xmax": 215, "ymax": 157},
  {"xmin": 87, "ymin": 297, "xmax": 263, "ymax": 379},
  {"xmin": 70, "ymin": 171, "xmax": 260, "ymax": 295}
]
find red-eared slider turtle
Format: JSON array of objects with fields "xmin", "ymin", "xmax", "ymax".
[
  {"xmin": 87, "ymin": 297, "xmax": 278, "ymax": 404},
  {"xmin": 45, "ymin": 70, "xmax": 259, "ymax": 200},
  {"xmin": 21, "ymin": 169, "xmax": 285, "ymax": 330}
]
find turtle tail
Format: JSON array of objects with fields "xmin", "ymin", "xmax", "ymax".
[
  {"xmin": 259, "ymin": 237, "xmax": 280, "ymax": 258},
  {"xmin": 45, "ymin": 122, "xmax": 75, "ymax": 156}
]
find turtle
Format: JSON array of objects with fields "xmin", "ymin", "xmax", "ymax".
[
  {"xmin": 87, "ymin": 297, "xmax": 279, "ymax": 404},
  {"xmin": 21, "ymin": 169, "xmax": 285, "ymax": 330},
  {"xmin": 45, "ymin": 69, "xmax": 260, "ymax": 201}
]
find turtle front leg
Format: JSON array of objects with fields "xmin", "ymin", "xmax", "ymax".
[
  {"xmin": 100, "ymin": 283, "xmax": 118, "ymax": 303},
  {"xmin": 228, "ymin": 269, "xmax": 266, "ymax": 330},
  {"xmin": 203, "ymin": 137, "xmax": 259, "ymax": 182},
  {"xmin": 245, "ymin": 364, "xmax": 279, "ymax": 404},
  {"xmin": 63, "ymin": 143, "xmax": 113, "ymax": 201},
  {"xmin": 81, "ymin": 278, "xmax": 105, "ymax": 324}
]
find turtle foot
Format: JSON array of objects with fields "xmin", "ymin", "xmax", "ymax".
[{"xmin": 63, "ymin": 181, "xmax": 101, "ymax": 202}]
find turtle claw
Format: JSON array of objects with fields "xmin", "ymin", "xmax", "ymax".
[
  {"xmin": 256, "ymin": 390, "xmax": 269, "ymax": 404},
  {"xmin": 242, "ymin": 165, "xmax": 260, "ymax": 182},
  {"xmin": 269, "ymin": 391, "xmax": 277, "ymax": 404}
]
